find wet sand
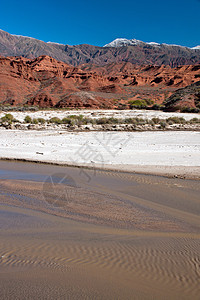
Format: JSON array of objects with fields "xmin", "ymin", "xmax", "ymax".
[{"xmin": 0, "ymin": 161, "xmax": 200, "ymax": 299}]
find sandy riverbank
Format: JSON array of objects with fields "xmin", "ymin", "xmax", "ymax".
[{"xmin": 0, "ymin": 130, "xmax": 200, "ymax": 179}]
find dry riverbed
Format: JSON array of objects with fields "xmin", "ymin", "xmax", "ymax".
[{"xmin": 0, "ymin": 130, "xmax": 200, "ymax": 179}]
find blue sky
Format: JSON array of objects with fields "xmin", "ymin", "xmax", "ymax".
[{"xmin": 0, "ymin": 0, "xmax": 199, "ymax": 47}]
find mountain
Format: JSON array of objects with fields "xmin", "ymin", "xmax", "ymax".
[
  {"xmin": 104, "ymin": 38, "xmax": 200, "ymax": 49},
  {"xmin": 0, "ymin": 29, "xmax": 200, "ymax": 67},
  {"xmin": 0, "ymin": 55, "xmax": 200, "ymax": 109},
  {"xmin": 164, "ymin": 80, "xmax": 200, "ymax": 112}
]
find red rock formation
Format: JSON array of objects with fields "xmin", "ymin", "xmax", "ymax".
[{"xmin": 0, "ymin": 55, "xmax": 200, "ymax": 109}]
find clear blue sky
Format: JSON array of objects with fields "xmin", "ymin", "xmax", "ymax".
[{"xmin": 0, "ymin": 0, "xmax": 199, "ymax": 47}]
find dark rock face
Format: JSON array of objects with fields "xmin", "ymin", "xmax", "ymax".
[
  {"xmin": 0, "ymin": 29, "xmax": 200, "ymax": 67},
  {"xmin": 164, "ymin": 81, "xmax": 200, "ymax": 111},
  {"xmin": 26, "ymin": 93, "xmax": 54, "ymax": 108}
]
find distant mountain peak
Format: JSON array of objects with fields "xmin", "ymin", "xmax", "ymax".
[
  {"xmin": 104, "ymin": 38, "xmax": 200, "ymax": 50},
  {"xmin": 104, "ymin": 38, "xmax": 143, "ymax": 47},
  {"xmin": 192, "ymin": 45, "xmax": 200, "ymax": 50},
  {"xmin": 0, "ymin": 29, "xmax": 200, "ymax": 67}
]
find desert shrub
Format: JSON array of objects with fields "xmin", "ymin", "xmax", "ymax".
[
  {"xmin": 62, "ymin": 117, "xmax": 73, "ymax": 124},
  {"xmin": 77, "ymin": 114, "xmax": 84, "ymax": 120},
  {"xmin": 152, "ymin": 117, "xmax": 161, "ymax": 124},
  {"xmin": 95, "ymin": 117, "xmax": 121, "ymax": 125},
  {"xmin": 145, "ymin": 99, "xmax": 154, "ymax": 105},
  {"xmin": 177, "ymin": 117, "xmax": 186, "ymax": 124},
  {"xmin": 189, "ymin": 118, "xmax": 200, "ymax": 124},
  {"xmin": 180, "ymin": 107, "xmax": 200, "ymax": 113},
  {"xmin": 32, "ymin": 118, "xmax": 38, "ymax": 124},
  {"xmin": 1, "ymin": 114, "xmax": 14, "ymax": 124},
  {"xmin": 124, "ymin": 117, "xmax": 147, "ymax": 125},
  {"xmin": 136, "ymin": 118, "xmax": 147, "ymax": 125},
  {"xmin": 37, "ymin": 118, "xmax": 46, "ymax": 124},
  {"xmin": 159, "ymin": 121, "xmax": 167, "ymax": 129},
  {"xmin": 82, "ymin": 117, "xmax": 94, "ymax": 125},
  {"xmin": 67, "ymin": 115, "xmax": 77, "ymax": 119},
  {"xmin": 1, "ymin": 113, "xmax": 14, "ymax": 123},
  {"xmin": 76, "ymin": 115, "xmax": 90, "ymax": 125},
  {"xmin": 108, "ymin": 117, "xmax": 119, "ymax": 124},
  {"xmin": 24, "ymin": 115, "xmax": 32, "ymax": 123},
  {"xmin": 62, "ymin": 117, "xmax": 77, "ymax": 126},
  {"xmin": 129, "ymin": 99, "xmax": 148, "ymax": 109},
  {"xmin": 166, "ymin": 117, "xmax": 186, "ymax": 124},
  {"xmin": 96, "ymin": 118, "xmax": 109, "ymax": 125},
  {"xmin": 124, "ymin": 118, "xmax": 134, "ymax": 124},
  {"xmin": 49, "ymin": 117, "xmax": 62, "ymax": 124}
]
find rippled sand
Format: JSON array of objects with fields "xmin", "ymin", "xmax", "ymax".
[{"xmin": 0, "ymin": 161, "xmax": 200, "ymax": 299}]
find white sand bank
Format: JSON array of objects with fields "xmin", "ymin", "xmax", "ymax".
[{"xmin": 0, "ymin": 130, "xmax": 200, "ymax": 178}]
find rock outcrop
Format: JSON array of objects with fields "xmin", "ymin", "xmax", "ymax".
[
  {"xmin": 164, "ymin": 81, "xmax": 200, "ymax": 111},
  {"xmin": 0, "ymin": 55, "xmax": 200, "ymax": 109}
]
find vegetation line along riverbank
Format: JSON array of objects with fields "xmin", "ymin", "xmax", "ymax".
[{"xmin": 1, "ymin": 113, "xmax": 200, "ymax": 131}]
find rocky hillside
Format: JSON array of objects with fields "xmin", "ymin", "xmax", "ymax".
[
  {"xmin": 0, "ymin": 55, "xmax": 200, "ymax": 109},
  {"xmin": 0, "ymin": 29, "xmax": 200, "ymax": 67},
  {"xmin": 164, "ymin": 80, "xmax": 200, "ymax": 112}
]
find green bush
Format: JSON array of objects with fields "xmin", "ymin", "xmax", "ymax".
[
  {"xmin": 124, "ymin": 117, "xmax": 147, "ymax": 125},
  {"xmin": 82, "ymin": 117, "xmax": 94, "ymax": 125},
  {"xmin": 49, "ymin": 117, "xmax": 62, "ymax": 124},
  {"xmin": 135, "ymin": 118, "xmax": 147, "ymax": 125},
  {"xmin": 24, "ymin": 115, "xmax": 32, "ymax": 123},
  {"xmin": 96, "ymin": 118, "xmax": 109, "ymax": 125},
  {"xmin": 166, "ymin": 117, "xmax": 186, "ymax": 124},
  {"xmin": 190, "ymin": 118, "xmax": 200, "ymax": 124},
  {"xmin": 180, "ymin": 107, "xmax": 200, "ymax": 113},
  {"xmin": 62, "ymin": 117, "xmax": 76, "ymax": 125},
  {"xmin": 145, "ymin": 99, "xmax": 154, "ymax": 105},
  {"xmin": 32, "ymin": 118, "xmax": 38, "ymax": 124},
  {"xmin": 108, "ymin": 117, "xmax": 119, "ymax": 124},
  {"xmin": 67, "ymin": 115, "xmax": 77, "ymax": 119},
  {"xmin": 37, "ymin": 118, "xmax": 46, "ymax": 124},
  {"xmin": 129, "ymin": 99, "xmax": 148, "ymax": 109},
  {"xmin": 1, "ymin": 113, "xmax": 14, "ymax": 123}
]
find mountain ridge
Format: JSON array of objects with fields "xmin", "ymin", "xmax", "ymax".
[
  {"xmin": 0, "ymin": 29, "xmax": 200, "ymax": 67},
  {"xmin": 103, "ymin": 38, "xmax": 200, "ymax": 49}
]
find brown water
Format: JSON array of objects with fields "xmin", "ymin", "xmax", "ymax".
[{"xmin": 0, "ymin": 161, "xmax": 200, "ymax": 299}]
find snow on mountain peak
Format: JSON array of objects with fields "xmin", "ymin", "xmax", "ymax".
[
  {"xmin": 191, "ymin": 45, "xmax": 200, "ymax": 50},
  {"xmin": 104, "ymin": 38, "xmax": 200, "ymax": 50},
  {"xmin": 47, "ymin": 41, "xmax": 65, "ymax": 46},
  {"xmin": 104, "ymin": 38, "xmax": 143, "ymax": 48}
]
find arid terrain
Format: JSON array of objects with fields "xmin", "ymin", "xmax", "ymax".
[
  {"xmin": 0, "ymin": 28, "xmax": 200, "ymax": 300},
  {"xmin": 0, "ymin": 55, "xmax": 200, "ymax": 110}
]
